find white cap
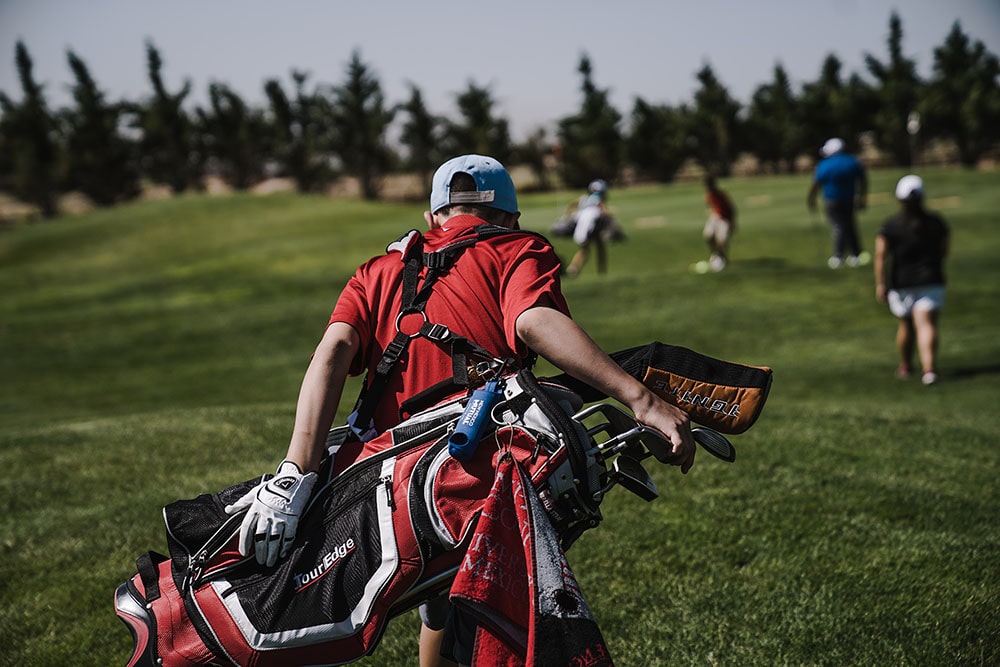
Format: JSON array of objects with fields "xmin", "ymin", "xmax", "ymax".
[
  {"xmin": 895, "ymin": 174, "xmax": 924, "ymax": 201},
  {"xmin": 820, "ymin": 138, "xmax": 845, "ymax": 157}
]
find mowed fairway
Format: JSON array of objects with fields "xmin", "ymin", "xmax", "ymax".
[{"xmin": 1, "ymin": 167, "xmax": 998, "ymax": 666}]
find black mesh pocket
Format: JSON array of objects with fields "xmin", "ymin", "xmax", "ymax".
[{"xmin": 201, "ymin": 457, "xmax": 403, "ymax": 648}]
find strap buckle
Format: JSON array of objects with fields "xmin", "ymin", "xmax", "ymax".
[
  {"xmin": 423, "ymin": 252, "xmax": 449, "ymax": 270},
  {"xmin": 422, "ymin": 322, "xmax": 452, "ymax": 342},
  {"xmin": 381, "ymin": 335, "xmax": 409, "ymax": 364}
]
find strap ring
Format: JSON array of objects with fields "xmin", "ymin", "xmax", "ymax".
[{"xmin": 395, "ymin": 309, "xmax": 428, "ymax": 339}]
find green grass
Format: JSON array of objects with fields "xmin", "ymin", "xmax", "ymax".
[{"xmin": 1, "ymin": 166, "xmax": 998, "ymax": 666}]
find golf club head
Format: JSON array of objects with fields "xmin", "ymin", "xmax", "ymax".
[
  {"xmin": 692, "ymin": 427, "xmax": 736, "ymax": 462},
  {"xmin": 612, "ymin": 456, "xmax": 658, "ymax": 502},
  {"xmin": 574, "ymin": 403, "xmax": 672, "ymax": 463}
]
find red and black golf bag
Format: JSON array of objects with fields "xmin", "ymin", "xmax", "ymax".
[{"xmin": 114, "ymin": 343, "xmax": 771, "ymax": 666}]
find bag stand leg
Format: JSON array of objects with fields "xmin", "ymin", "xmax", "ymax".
[{"xmin": 114, "ymin": 580, "xmax": 157, "ymax": 667}]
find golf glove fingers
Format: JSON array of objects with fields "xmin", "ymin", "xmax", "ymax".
[{"xmin": 224, "ymin": 460, "xmax": 318, "ymax": 567}]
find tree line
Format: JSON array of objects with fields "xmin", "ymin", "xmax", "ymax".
[{"xmin": 1, "ymin": 11, "xmax": 998, "ymax": 219}]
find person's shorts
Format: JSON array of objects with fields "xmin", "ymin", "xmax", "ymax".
[
  {"xmin": 703, "ymin": 214, "xmax": 732, "ymax": 245},
  {"xmin": 825, "ymin": 200, "xmax": 857, "ymax": 227},
  {"xmin": 888, "ymin": 285, "xmax": 945, "ymax": 318},
  {"xmin": 418, "ymin": 596, "xmax": 451, "ymax": 631}
]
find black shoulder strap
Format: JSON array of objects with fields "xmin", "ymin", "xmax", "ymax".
[{"xmin": 349, "ymin": 225, "xmax": 544, "ymax": 438}]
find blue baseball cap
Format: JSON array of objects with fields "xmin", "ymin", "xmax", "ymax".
[{"xmin": 430, "ymin": 154, "xmax": 518, "ymax": 214}]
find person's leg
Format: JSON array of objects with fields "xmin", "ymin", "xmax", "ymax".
[
  {"xmin": 419, "ymin": 598, "xmax": 458, "ymax": 667},
  {"xmin": 595, "ymin": 239, "xmax": 607, "ymax": 274},
  {"xmin": 566, "ymin": 245, "xmax": 589, "ymax": 276},
  {"xmin": 895, "ymin": 316, "xmax": 915, "ymax": 377},
  {"xmin": 843, "ymin": 210, "xmax": 862, "ymax": 259},
  {"xmin": 704, "ymin": 216, "xmax": 719, "ymax": 260},
  {"xmin": 826, "ymin": 202, "xmax": 847, "ymax": 263},
  {"xmin": 420, "ymin": 625, "xmax": 458, "ymax": 667},
  {"xmin": 912, "ymin": 307, "xmax": 940, "ymax": 381}
]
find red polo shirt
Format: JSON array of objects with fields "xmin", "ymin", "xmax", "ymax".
[{"xmin": 330, "ymin": 215, "xmax": 569, "ymax": 432}]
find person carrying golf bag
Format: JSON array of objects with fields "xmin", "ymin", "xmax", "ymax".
[
  {"xmin": 168, "ymin": 155, "xmax": 697, "ymax": 666},
  {"xmin": 114, "ymin": 154, "xmax": 778, "ymax": 666}
]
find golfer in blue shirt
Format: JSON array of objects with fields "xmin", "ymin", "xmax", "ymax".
[{"xmin": 807, "ymin": 138, "xmax": 870, "ymax": 269}]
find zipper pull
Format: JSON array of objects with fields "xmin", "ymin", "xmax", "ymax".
[{"xmin": 381, "ymin": 476, "xmax": 395, "ymax": 510}]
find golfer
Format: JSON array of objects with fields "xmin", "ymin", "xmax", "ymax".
[
  {"xmin": 807, "ymin": 138, "xmax": 869, "ymax": 268},
  {"xmin": 566, "ymin": 179, "xmax": 612, "ymax": 276},
  {"xmin": 874, "ymin": 174, "xmax": 949, "ymax": 385},
  {"xmin": 702, "ymin": 175, "xmax": 736, "ymax": 272},
  {"xmin": 225, "ymin": 155, "xmax": 695, "ymax": 666}
]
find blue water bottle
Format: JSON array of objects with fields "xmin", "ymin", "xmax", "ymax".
[{"xmin": 448, "ymin": 380, "xmax": 503, "ymax": 461}]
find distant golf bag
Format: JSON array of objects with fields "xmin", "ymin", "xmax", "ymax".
[{"xmin": 115, "ymin": 344, "xmax": 772, "ymax": 666}]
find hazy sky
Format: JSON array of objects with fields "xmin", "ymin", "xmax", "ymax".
[{"xmin": 2, "ymin": 0, "xmax": 999, "ymax": 140}]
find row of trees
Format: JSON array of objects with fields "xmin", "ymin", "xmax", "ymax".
[{"xmin": 1, "ymin": 12, "xmax": 998, "ymax": 219}]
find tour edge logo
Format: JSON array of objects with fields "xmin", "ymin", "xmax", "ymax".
[
  {"xmin": 294, "ymin": 538, "xmax": 356, "ymax": 592},
  {"xmin": 653, "ymin": 379, "xmax": 742, "ymax": 418}
]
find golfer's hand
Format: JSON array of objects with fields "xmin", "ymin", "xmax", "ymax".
[
  {"xmin": 633, "ymin": 398, "xmax": 696, "ymax": 474},
  {"xmin": 224, "ymin": 461, "xmax": 318, "ymax": 567}
]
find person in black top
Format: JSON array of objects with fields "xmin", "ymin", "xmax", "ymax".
[{"xmin": 874, "ymin": 175, "xmax": 950, "ymax": 385}]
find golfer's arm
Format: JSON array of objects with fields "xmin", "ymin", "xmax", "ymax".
[
  {"xmin": 285, "ymin": 322, "xmax": 359, "ymax": 472},
  {"xmin": 874, "ymin": 235, "xmax": 889, "ymax": 296},
  {"xmin": 515, "ymin": 306, "xmax": 656, "ymax": 417},
  {"xmin": 807, "ymin": 181, "xmax": 820, "ymax": 208}
]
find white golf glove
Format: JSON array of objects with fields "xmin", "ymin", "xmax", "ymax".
[{"xmin": 224, "ymin": 460, "xmax": 318, "ymax": 567}]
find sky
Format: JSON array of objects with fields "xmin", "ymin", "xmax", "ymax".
[{"xmin": 2, "ymin": 0, "xmax": 999, "ymax": 141}]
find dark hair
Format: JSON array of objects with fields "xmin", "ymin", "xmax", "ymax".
[{"xmin": 435, "ymin": 172, "xmax": 513, "ymax": 226}]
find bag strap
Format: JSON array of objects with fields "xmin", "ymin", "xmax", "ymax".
[{"xmin": 350, "ymin": 225, "xmax": 542, "ymax": 438}]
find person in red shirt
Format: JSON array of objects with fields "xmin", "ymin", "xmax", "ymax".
[
  {"xmin": 701, "ymin": 175, "xmax": 736, "ymax": 272},
  {"xmin": 226, "ymin": 154, "xmax": 696, "ymax": 666}
]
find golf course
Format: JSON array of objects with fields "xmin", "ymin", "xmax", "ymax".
[{"xmin": 1, "ymin": 166, "xmax": 997, "ymax": 666}]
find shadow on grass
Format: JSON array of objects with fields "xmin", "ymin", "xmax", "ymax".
[
  {"xmin": 946, "ymin": 363, "xmax": 1000, "ymax": 380},
  {"xmin": 733, "ymin": 256, "xmax": 790, "ymax": 270}
]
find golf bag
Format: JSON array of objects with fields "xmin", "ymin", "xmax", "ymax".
[
  {"xmin": 116, "ymin": 369, "xmax": 619, "ymax": 666},
  {"xmin": 115, "ymin": 345, "xmax": 771, "ymax": 667}
]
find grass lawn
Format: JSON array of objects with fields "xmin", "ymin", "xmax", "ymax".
[{"xmin": 1, "ymin": 166, "xmax": 998, "ymax": 666}]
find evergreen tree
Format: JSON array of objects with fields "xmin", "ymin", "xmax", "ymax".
[
  {"xmin": 799, "ymin": 54, "xmax": 876, "ymax": 157},
  {"xmin": 688, "ymin": 63, "xmax": 742, "ymax": 176},
  {"xmin": 398, "ymin": 83, "xmax": 444, "ymax": 197},
  {"xmin": 557, "ymin": 54, "xmax": 622, "ymax": 188},
  {"xmin": 62, "ymin": 50, "xmax": 140, "ymax": 204},
  {"xmin": 444, "ymin": 81, "xmax": 512, "ymax": 163},
  {"xmin": 0, "ymin": 41, "xmax": 60, "ymax": 217},
  {"xmin": 512, "ymin": 127, "xmax": 553, "ymax": 192},
  {"xmin": 864, "ymin": 12, "xmax": 921, "ymax": 165},
  {"xmin": 330, "ymin": 50, "xmax": 395, "ymax": 200},
  {"xmin": 625, "ymin": 97, "xmax": 688, "ymax": 183},
  {"xmin": 196, "ymin": 82, "xmax": 266, "ymax": 190},
  {"xmin": 745, "ymin": 64, "xmax": 801, "ymax": 172},
  {"xmin": 133, "ymin": 41, "xmax": 203, "ymax": 193},
  {"xmin": 263, "ymin": 71, "xmax": 335, "ymax": 193},
  {"xmin": 922, "ymin": 21, "xmax": 1000, "ymax": 167}
]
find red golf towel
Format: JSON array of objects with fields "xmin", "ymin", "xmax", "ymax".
[{"xmin": 450, "ymin": 453, "xmax": 614, "ymax": 666}]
